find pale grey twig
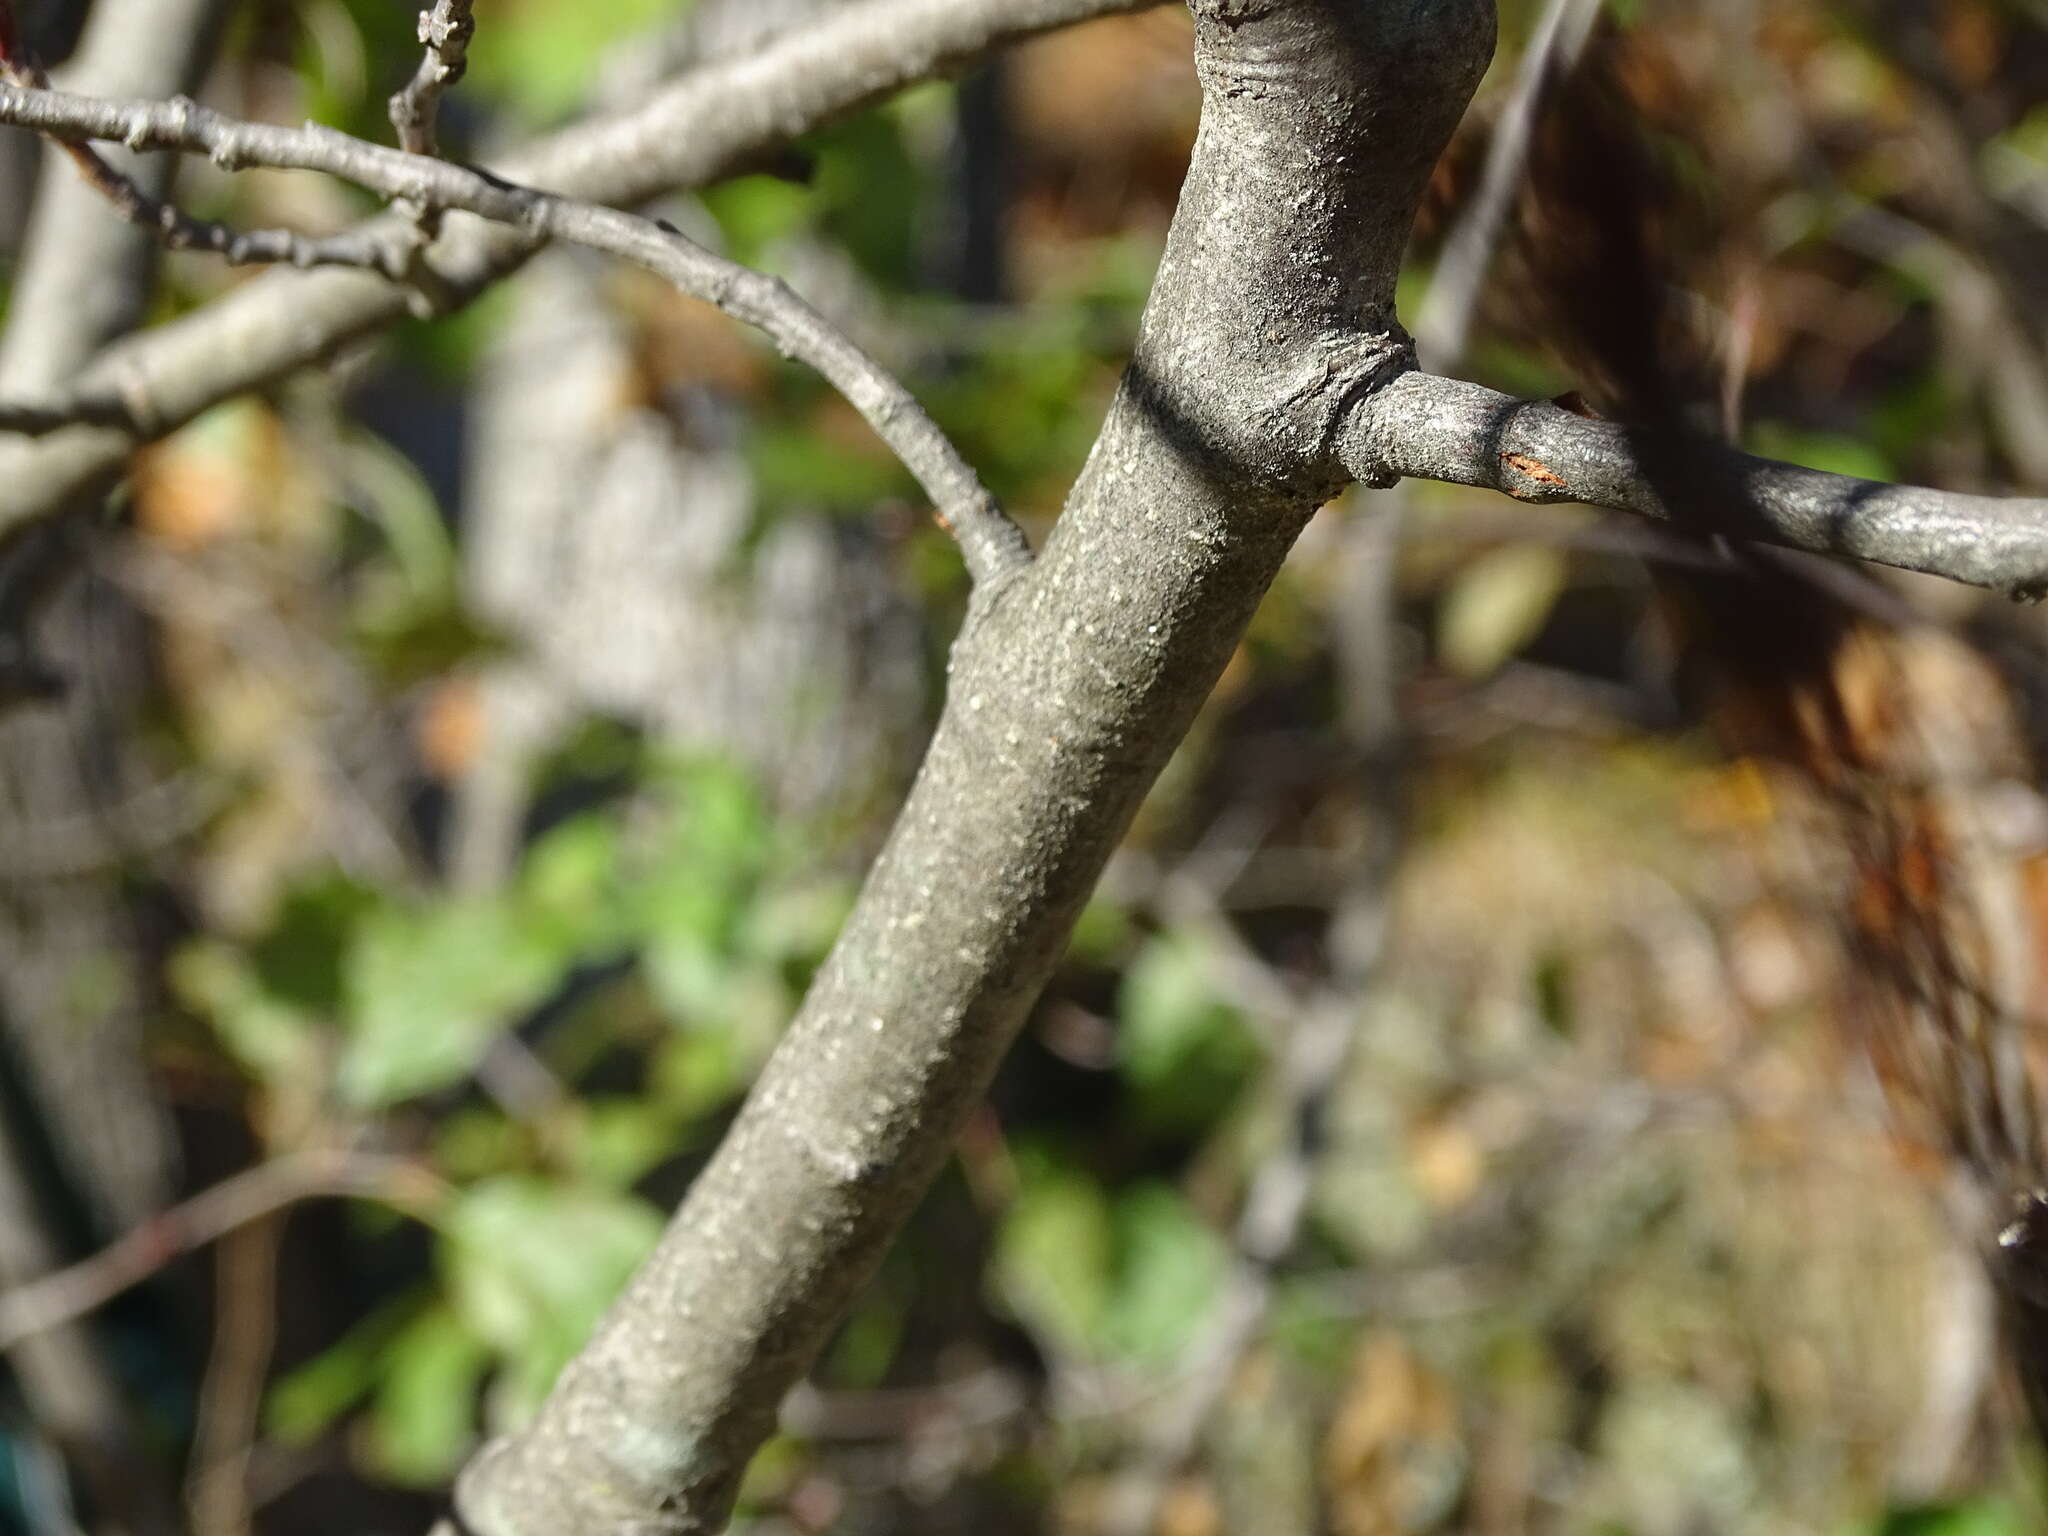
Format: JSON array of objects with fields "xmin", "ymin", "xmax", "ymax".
[
  {"xmin": 1344, "ymin": 371, "xmax": 2048, "ymax": 599},
  {"xmin": 44, "ymin": 132, "xmax": 426, "ymax": 278},
  {"xmin": 0, "ymin": 82, "xmax": 1032, "ymax": 583},
  {"xmin": 389, "ymin": 0, "xmax": 477, "ymax": 159},
  {"xmin": 0, "ymin": 0, "xmax": 1162, "ymax": 538}
]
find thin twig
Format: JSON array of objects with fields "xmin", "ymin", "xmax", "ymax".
[
  {"xmin": 54, "ymin": 137, "xmax": 425, "ymax": 275},
  {"xmin": 1412, "ymin": 0, "xmax": 1602, "ymax": 368},
  {"xmin": 0, "ymin": 81, "xmax": 1033, "ymax": 583},
  {"xmin": 389, "ymin": 0, "xmax": 477, "ymax": 159},
  {"xmin": 0, "ymin": 1151, "xmax": 445, "ymax": 1349},
  {"xmin": 0, "ymin": 393, "xmax": 136, "ymax": 434},
  {"xmin": 0, "ymin": 0, "xmax": 1166, "ymax": 541},
  {"xmin": 0, "ymin": 50, "xmax": 423, "ymax": 280},
  {"xmin": 184, "ymin": 1216, "xmax": 281, "ymax": 1536},
  {"xmin": 1345, "ymin": 371, "xmax": 2048, "ymax": 599}
]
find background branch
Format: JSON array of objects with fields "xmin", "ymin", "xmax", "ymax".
[
  {"xmin": 0, "ymin": 81, "xmax": 1030, "ymax": 581},
  {"xmin": 0, "ymin": 1151, "xmax": 443, "ymax": 1351},
  {"xmin": 0, "ymin": 0, "xmax": 1162, "ymax": 535}
]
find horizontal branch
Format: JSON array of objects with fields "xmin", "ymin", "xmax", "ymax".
[
  {"xmin": 0, "ymin": 81, "xmax": 1031, "ymax": 582},
  {"xmin": 1346, "ymin": 371, "xmax": 2048, "ymax": 598},
  {"xmin": 0, "ymin": 0, "xmax": 1161, "ymax": 535}
]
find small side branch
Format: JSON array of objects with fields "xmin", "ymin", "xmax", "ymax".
[
  {"xmin": 0, "ymin": 1151, "xmax": 442, "ymax": 1350},
  {"xmin": 0, "ymin": 82, "xmax": 1032, "ymax": 582},
  {"xmin": 390, "ymin": 0, "xmax": 476, "ymax": 159},
  {"xmin": 0, "ymin": 392, "xmax": 136, "ymax": 435},
  {"xmin": 49, "ymin": 136, "xmax": 424, "ymax": 276},
  {"xmin": 1347, "ymin": 371, "xmax": 2048, "ymax": 599}
]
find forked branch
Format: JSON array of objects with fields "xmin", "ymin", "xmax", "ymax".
[{"xmin": 0, "ymin": 81, "xmax": 1031, "ymax": 582}]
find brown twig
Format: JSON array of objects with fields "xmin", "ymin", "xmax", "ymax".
[
  {"xmin": 0, "ymin": 1150, "xmax": 446, "ymax": 1349},
  {"xmin": 185, "ymin": 1216, "xmax": 283, "ymax": 1536}
]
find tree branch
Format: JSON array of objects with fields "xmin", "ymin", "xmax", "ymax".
[
  {"xmin": 1345, "ymin": 371, "xmax": 2048, "ymax": 599},
  {"xmin": 1411, "ymin": 0, "xmax": 1600, "ymax": 369},
  {"xmin": 0, "ymin": 0, "xmax": 1162, "ymax": 534},
  {"xmin": 389, "ymin": 0, "xmax": 477, "ymax": 159},
  {"xmin": 442, "ymin": 3, "xmax": 1494, "ymax": 1531},
  {"xmin": 0, "ymin": 1152, "xmax": 442, "ymax": 1350},
  {"xmin": 0, "ymin": 81, "xmax": 1031, "ymax": 581}
]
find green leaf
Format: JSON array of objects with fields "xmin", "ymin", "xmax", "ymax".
[
  {"xmin": 1877, "ymin": 1504, "xmax": 2026, "ymax": 1536},
  {"xmin": 1067, "ymin": 895, "xmax": 1135, "ymax": 967},
  {"xmin": 1744, "ymin": 423, "xmax": 1895, "ymax": 485},
  {"xmin": 1100, "ymin": 1186, "xmax": 1227, "ymax": 1366},
  {"xmin": 1437, "ymin": 543, "xmax": 1569, "ymax": 678},
  {"xmin": 992, "ymin": 1149, "xmax": 1114, "ymax": 1356},
  {"xmin": 637, "ymin": 763, "xmax": 775, "ymax": 1024},
  {"xmin": 745, "ymin": 418, "xmax": 907, "ymax": 512},
  {"xmin": 339, "ymin": 898, "xmax": 569, "ymax": 1107},
  {"xmin": 442, "ymin": 1178, "xmax": 664, "ymax": 1421},
  {"xmin": 565, "ymin": 1099, "xmax": 685, "ymax": 1187},
  {"xmin": 266, "ymin": 1294, "xmax": 422, "ymax": 1444},
  {"xmin": 650, "ymin": 1029, "xmax": 749, "ymax": 1124},
  {"xmin": 701, "ymin": 176, "xmax": 816, "ymax": 268},
  {"xmin": 517, "ymin": 812, "xmax": 631, "ymax": 956},
  {"xmin": 1119, "ymin": 931, "xmax": 1262, "ymax": 1134},
  {"xmin": 362, "ymin": 1306, "xmax": 490, "ymax": 1486},
  {"xmin": 170, "ymin": 941, "xmax": 323, "ymax": 1089},
  {"xmin": 464, "ymin": 0, "xmax": 680, "ymax": 124},
  {"xmin": 247, "ymin": 875, "xmax": 380, "ymax": 1014}
]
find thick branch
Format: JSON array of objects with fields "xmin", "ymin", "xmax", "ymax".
[
  {"xmin": 447, "ymin": 3, "xmax": 1492, "ymax": 1532},
  {"xmin": 0, "ymin": 82, "xmax": 1030, "ymax": 581},
  {"xmin": 1346, "ymin": 371, "xmax": 2048, "ymax": 598},
  {"xmin": 0, "ymin": 0, "xmax": 1161, "ymax": 533}
]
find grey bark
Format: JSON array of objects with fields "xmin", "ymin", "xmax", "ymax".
[
  {"xmin": 448, "ymin": 2, "xmax": 1492, "ymax": 1531},
  {"xmin": 1345, "ymin": 371, "xmax": 2048, "ymax": 596}
]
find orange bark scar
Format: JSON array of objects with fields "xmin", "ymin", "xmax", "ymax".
[{"xmin": 1500, "ymin": 451, "xmax": 1568, "ymax": 491}]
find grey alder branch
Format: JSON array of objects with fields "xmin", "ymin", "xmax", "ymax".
[
  {"xmin": 1343, "ymin": 372, "xmax": 2048, "ymax": 598},
  {"xmin": 442, "ymin": 2, "xmax": 1493, "ymax": 1531},
  {"xmin": 0, "ymin": 81, "xmax": 1031, "ymax": 582},
  {"xmin": 0, "ymin": 0, "xmax": 1163, "ymax": 533}
]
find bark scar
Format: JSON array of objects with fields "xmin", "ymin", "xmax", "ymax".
[{"xmin": 1500, "ymin": 451, "xmax": 1568, "ymax": 492}]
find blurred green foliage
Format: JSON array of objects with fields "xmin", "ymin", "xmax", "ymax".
[{"xmin": 15, "ymin": 0, "xmax": 2048, "ymax": 1529}]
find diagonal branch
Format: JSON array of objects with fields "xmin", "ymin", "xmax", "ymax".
[
  {"xmin": 1344, "ymin": 371, "xmax": 2048, "ymax": 599},
  {"xmin": 0, "ymin": 0, "xmax": 1164, "ymax": 535},
  {"xmin": 0, "ymin": 81, "xmax": 1031, "ymax": 582},
  {"xmin": 438, "ymin": 3, "xmax": 1494, "ymax": 1531}
]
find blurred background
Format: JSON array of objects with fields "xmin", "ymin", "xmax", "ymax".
[{"xmin": 4, "ymin": 0, "xmax": 2048, "ymax": 1531}]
